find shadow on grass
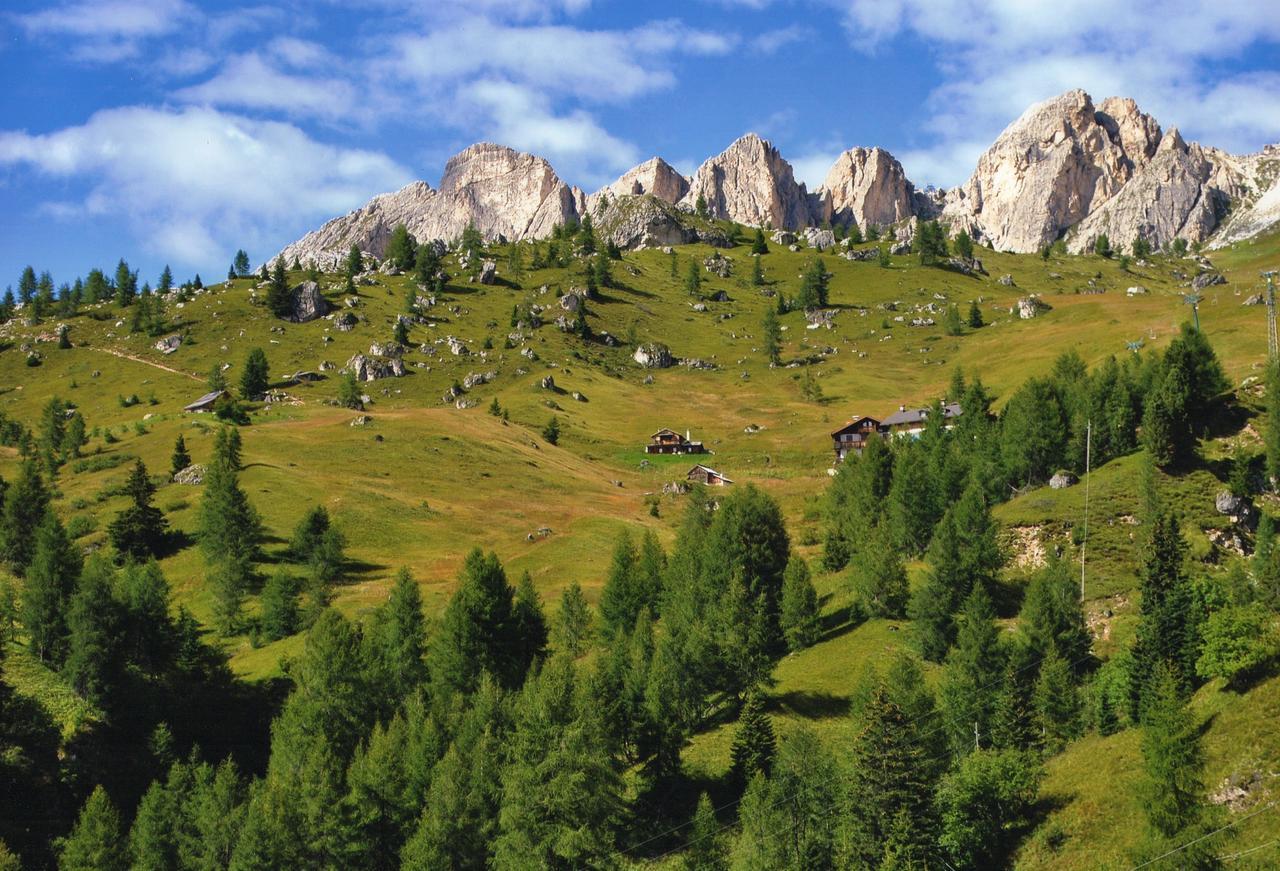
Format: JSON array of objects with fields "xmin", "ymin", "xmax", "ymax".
[{"xmin": 770, "ymin": 689, "xmax": 851, "ymax": 720}]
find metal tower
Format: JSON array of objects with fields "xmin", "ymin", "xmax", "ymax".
[{"xmin": 1264, "ymin": 271, "xmax": 1278, "ymax": 360}]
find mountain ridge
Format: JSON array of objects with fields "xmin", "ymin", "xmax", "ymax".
[{"xmin": 275, "ymin": 89, "xmax": 1280, "ymax": 268}]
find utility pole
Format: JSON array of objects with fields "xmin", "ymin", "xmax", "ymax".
[
  {"xmin": 973, "ymin": 721, "xmax": 981, "ymax": 752},
  {"xmin": 1081, "ymin": 420, "xmax": 1091, "ymax": 603},
  {"xmin": 1264, "ymin": 271, "xmax": 1278, "ymax": 360},
  {"xmin": 1183, "ymin": 292, "xmax": 1203, "ymax": 331}
]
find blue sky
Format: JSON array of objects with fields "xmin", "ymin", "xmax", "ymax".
[{"xmin": 3, "ymin": 0, "xmax": 1280, "ymax": 289}]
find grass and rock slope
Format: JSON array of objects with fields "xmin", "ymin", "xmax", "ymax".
[{"xmin": 3, "ymin": 224, "xmax": 1280, "ymax": 866}]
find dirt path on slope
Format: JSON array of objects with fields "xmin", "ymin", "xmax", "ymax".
[{"xmin": 87, "ymin": 346, "xmax": 203, "ymax": 382}]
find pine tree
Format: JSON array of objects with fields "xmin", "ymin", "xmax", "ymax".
[
  {"xmin": 887, "ymin": 440, "xmax": 939, "ymax": 555},
  {"xmin": 264, "ymin": 259, "xmax": 291, "ymax": 318},
  {"xmin": 751, "ymin": 253, "xmax": 765, "ymax": 287},
  {"xmin": 954, "ymin": 228, "xmax": 974, "ymax": 260},
  {"xmin": 1032, "ymin": 647, "xmax": 1080, "ymax": 752},
  {"xmin": 846, "ymin": 683, "xmax": 939, "ymax": 867},
  {"xmin": 555, "ymin": 581, "xmax": 592, "ymax": 656},
  {"xmin": 171, "ymin": 435, "xmax": 191, "ymax": 477},
  {"xmin": 850, "ymin": 521, "xmax": 908, "ymax": 618},
  {"xmin": 1131, "ymin": 665, "xmax": 1220, "ymax": 869},
  {"xmin": 429, "ymin": 548, "xmax": 521, "ymax": 694},
  {"xmin": 129, "ymin": 779, "xmax": 178, "ymax": 871},
  {"xmin": 511, "ymin": 571, "xmax": 549, "ymax": 679},
  {"xmin": 114, "ymin": 258, "xmax": 136, "ymax": 307},
  {"xmin": 683, "ymin": 792, "xmax": 726, "ymax": 871},
  {"xmin": 761, "ymin": 305, "xmax": 781, "ymax": 365},
  {"xmin": 729, "ymin": 689, "xmax": 776, "ymax": 787},
  {"xmin": 940, "ymin": 584, "xmax": 1004, "ymax": 756},
  {"xmin": 779, "ymin": 555, "xmax": 820, "ymax": 651},
  {"xmin": 684, "ymin": 260, "xmax": 701, "ymax": 296},
  {"xmin": 239, "ymin": 347, "xmax": 270, "ymax": 399},
  {"xmin": 59, "ymin": 785, "xmax": 125, "ymax": 871},
  {"xmin": 23, "ymin": 510, "xmax": 81, "ymax": 662},
  {"xmin": 107, "ymin": 459, "xmax": 168, "ymax": 560},
  {"xmin": 1, "ymin": 461, "xmax": 50, "ymax": 573},
  {"xmin": 1129, "ymin": 509, "xmax": 1199, "ymax": 717},
  {"xmin": 750, "ymin": 227, "xmax": 768, "ymax": 255},
  {"xmin": 1020, "ymin": 555, "xmax": 1092, "ymax": 670},
  {"xmin": 600, "ymin": 529, "xmax": 641, "ymax": 637},
  {"xmin": 385, "ymin": 223, "xmax": 417, "ymax": 270},
  {"xmin": 259, "ymin": 568, "xmax": 300, "ymax": 641},
  {"xmin": 63, "ymin": 559, "xmax": 122, "ymax": 704}
]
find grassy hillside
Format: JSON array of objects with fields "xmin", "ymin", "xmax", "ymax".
[{"xmin": 3, "ymin": 226, "xmax": 1278, "ymax": 862}]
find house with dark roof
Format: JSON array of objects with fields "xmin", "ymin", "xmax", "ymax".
[
  {"xmin": 830, "ymin": 416, "xmax": 881, "ymax": 461},
  {"xmin": 183, "ymin": 390, "xmax": 225, "ymax": 413},
  {"xmin": 646, "ymin": 428, "xmax": 705, "ymax": 455},
  {"xmin": 879, "ymin": 402, "xmax": 963, "ymax": 438}
]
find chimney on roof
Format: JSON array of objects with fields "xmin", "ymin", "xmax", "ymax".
[{"xmin": 687, "ymin": 429, "xmax": 691, "ymax": 441}]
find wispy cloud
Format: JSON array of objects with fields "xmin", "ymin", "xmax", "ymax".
[
  {"xmin": 0, "ymin": 106, "xmax": 410, "ymax": 266},
  {"xmin": 175, "ymin": 53, "xmax": 360, "ymax": 122},
  {"xmin": 751, "ymin": 25, "xmax": 809, "ymax": 54},
  {"xmin": 14, "ymin": 0, "xmax": 196, "ymax": 59}
]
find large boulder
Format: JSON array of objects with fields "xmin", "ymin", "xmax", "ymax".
[
  {"xmin": 633, "ymin": 342, "xmax": 674, "ymax": 369},
  {"xmin": 1192, "ymin": 271, "xmax": 1227, "ymax": 289},
  {"xmin": 804, "ymin": 227, "xmax": 836, "ymax": 251},
  {"xmin": 1016, "ymin": 297, "xmax": 1052, "ymax": 319},
  {"xmin": 478, "ymin": 261, "xmax": 497, "ymax": 285},
  {"xmin": 289, "ymin": 281, "xmax": 330, "ymax": 323},
  {"xmin": 346, "ymin": 353, "xmax": 405, "ymax": 382}
]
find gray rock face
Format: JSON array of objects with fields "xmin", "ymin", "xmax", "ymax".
[
  {"xmin": 1017, "ymin": 297, "xmax": 1051, "ymax": 319},
  {"xmin": 680, "ymin": 133, "xmax": 816, "ymax": 229},
  {"xmin": 289, "ymin": 281, "xmax": 330, "ymax": 323},
  {"xmin": 818, "ymin": 147, "xmax": 916, "ymax": 229},
  {"xmin": 172, "ymin": 464, "xmax": 205, "ymax": 485},
  {"xmin": 595, "ymin": 156, "xmax": 689, "ymax": 204},
  {"xmin": 478, "ymin": 261, "xmax": 497, "ymax": 285},
  {"xmin": 941, "ymin": 90, "xmax": 1154, "ymax": 253},
  {"xmin": 1192, "ymin": 271, "xmax": 1227, "ymax": 289},
  {"xmin": 154, "ymin": 335, "xmax": 182, "ymax": 354},
  {"xmin": 275, "ymin": 143, "xmax": 580, "ymax": 267},
  {"xmin": 1049, "ymin": 471, "xmax": 1078, "ymax": 489},
  {"xmin": 346, "ymin": 353, "xmax": 405, "ymax": 381},
  {"xmin": 592, "ymin": 195, "xmax": 695, "ymax": 250},
  {"xmin": 804, "ymin": 228, "xmax": 836, "ymax": 251},
  {"xmin": 633, "ymin": 342, "xmax": 674, "ymax": 368}
]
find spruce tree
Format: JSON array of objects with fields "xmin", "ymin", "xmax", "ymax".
[
  {"xmin": 684, "ymin": 792, "xmax": 726, "ymax": 871},
  {"xmin": 555, "ymin": 581, "xmax": 592, "ymax": 656},
  {"xmin": 59, "ymin": 785, "xmax": 125, "ymax": 871},
  {"xmin": 171, "ymin": 434, "xmax": 191, "ymax": 477},
  {"xmin": 63, "ymin": 559, "xmax": 122, "ymax": 704},
  {"xmin": 937, "ymin": 748, "xmax": 1042, "ymax": 868},
  {"xmin": 1, "ymin": 460, "xmax": 50, "ymax": 573},
  {"xmin": 1032, "ymin": 647, "xmax": 1080, "ymax": 752},
  {"xmin": 779, "ymin": 555, "xmax": 820, "ymax": 651},
  {"xmin": 850, "ymin": 521, "xmax": 908, "ymax": 618},
  {"xmin": 23, "ymin": 510, "xmax": 81, "ymax": 662},
  {"xmin": 129, "ymin": 779, "xmax": 178, "ymax": 871},
  {"xmin": 259, "ymin": 569, "xmax": 300, "ymax": 641},
  {"xmin": 1129, "ymin": 509, "xmax": 1199, "ymax": 717},
  {"xmin": 761, "ymin": 305, "xmax": 781, "ymax": 364},
  {"xmin": 107, "ymin": 459, "xmax": 168, "ymax": 560},
  {"xmin": 1020, "ymin": 555, "xmax": 1092, "ymax": 670},
  {"xmin": 239, "ymin": 347, "xmax": 269, "ymax": 399},
  {"xmin": 751, "ymin": 253, "xmax": 765, "ymax": 287},
  {"xmin": 429, "ymin": 548, "xmax": 521, "ymax": 694},
  {"xmin": 750, "ymin": 227, "xmax": 768, "ymax": 255},
  {"xmin": 940, "ymin": 584, "xmax": 1004, "ymax": 756},
  {"xmin": 385, "ymin": 223, "xmax": 417, "ymax": 271},
  {"xmin": 511, "ymin": 571, "xmax": 549, "ymax": 679},
  {"xmin": 729, "ymin": 689, "xmax": 776, "ymax": 786},
  {"xmin": 599, "ymin": 529, "xmax": 640, "ymax": 638},
  {"xmin": 683, "ymin": 260, "xmax": 701, "ymax": 296}
]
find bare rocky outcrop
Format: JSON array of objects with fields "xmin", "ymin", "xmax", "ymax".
[
  {"xmin": 941, "ymin": 89, "xmax": 1156, "ymax": 252},
  {"xmin": 289, "ymin": 281, "xmax": 330, "ymax": 323},
  {"xmin": 679, "ymin": 133, "xmax": 816, "ymax": 229},
  {"xmin": 818, "ymin": 147, "xmax": 916, "ymax": 229},
  {"xmin": 276, "ymin": 143, "xmax": 579, "ymax": 267},
  {"xmin": 594, "ymin": 156, "xmax": 689, "ymax": 205},
  {"xmin": 633, "ymin": 342, "xmax": 674, "ymax": 368},
  {"xmin": 592, "ymin": 195, "xmax": 696, "ymax": 249},
  {"xmin": 346, "ymin": 353, "xmax": 405, "ymax": 382}
]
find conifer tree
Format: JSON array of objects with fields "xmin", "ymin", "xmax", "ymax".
[
  {"xmin": 850, "ymin": 521, "xmax": 908, "ymax": 618},
  {"xmin": 59, "ymin": 785, "xmax": 125, "ymax": 871},
  {"xmin": 750, "ymin": 253, "xmax": 764, "ymax": 287},
  {"xmin": 761, "ymin": 305, "xmax": 781, "ymax": 365},
  {"xmin": 940, "ymin": 584, "xmax": 1004, "ymax": 756},
  {"xmin": 845, "ymin": 684, "xmax": 939, "ymax": 866},
  {"xmin": 1, "ymin": 461, "xmax": 50, "ymax": 573},
  {"xmin": 683, "ymin": 792, "xmax": 726, "ymax": 871},
  {"xmin": 989, "ymin": 660, "xmax": 1036, "ymax": 750},
  {"xmin": 259, "ymin": 569, "xmax": 300, "ymax": 642},
  {"xmin": 385, "ymin": 223, "xmax": 417, "ymax": 270},
  {"xmin": 937, "ymin": 748, "xmax": 1042, "ymax": 868},
  {"xmin": 239, "ymin": 347, "xmax": 269, "ymax": 398},
  {"xmin": 887, "ymin": 440, "xmax": 939, "ymax": 555},
  {"xmin": 555, "ymin": 581, "xmax": 592, "ymax": 657},
  {"xmin": 63, "ymin": 558, "xmax": 122, "ymax": 704},
  {"xmin": 171, "ymin": 434, "xmax": 191, "ymax": 477},
  {"xmin": 511, "ymin": 570, "xmax": 549, "ymax": 678},
  {"xmin": 779, "ymin": 555, "xmax": 820, "ymax": 651},
  {"xmin": 430, "ymin": 548, "xmax": 522, "ymax": 694},
  {"xmin": 1129, "ymin": 509, "xmax": 1199, "ymax": 717},
  {"xmin": 23, "ymin": 510, "xmax": 81, "ymax": 662},
  {"xmin": 750, "ymin": 227, "xmax": 768, "ymax": 255},
  {"xmin": 684, "ymin": 260, "xmax": 701, "ymax": 296},
  {"xmin": 129, "ymin": 779, "xmax": 178, "ymax": 871},
  {"xmin": 1020, "ymin": 555, "xmax": 1092, "ymax": 670},
  {"xmin": 107, "ymin": 459, "xmax": 168, "ymax": 561},
  {"xmin": 600, "ymin": 529, "xmax": 640, "ymax": 638},
  {"xmin": 729, "ymin": 689, "xmax": 776, "ymax": 787},
  {"xmin": 1032, "ymin": 647, "xmax": 1080, "ymax": 752},
  {"xmin": 266, "ymin": 259, "xmax": 291, "ymax": 318}
]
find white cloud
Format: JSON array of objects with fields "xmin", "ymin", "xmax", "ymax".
[
  {"xmin": 15, "ymin": 0, "xmax": 193, "ymax": 39},
  {"xmin": 175, "ymin": 54, "xmax": 359, "ymax": 122},
  {"xmin": 838, "ymin": 0, "xmax": 1280, "ymax": 185},
  {"xmin": 751, "ymin": 25, "xmax": 809, "ymax": 54},
  {"xmin": 460, "ymin": 80, "xmax": 639, "ymax": 186},
  {"xmin": 0, "ymin": 106, "xmax": 410, "ymax": 266},
  {"xmin": 789, "ymin": 148, "xmax": 841, "ymax": 190}
]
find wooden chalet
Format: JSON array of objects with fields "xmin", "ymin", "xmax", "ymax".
[
  {"xmin": 830, "ymin": 416, "xmax": 881, "ymax": 461},
  {"xmin": 687, "ymin": 464, "xmax": 732, "ymax": 486},
  {"xmin": 183, "ymin": 390, "xmax": 225, "ymax": 413},
  {"xmin": 646, "ymin": 428, "xmax": 705, "ymax": 455}
]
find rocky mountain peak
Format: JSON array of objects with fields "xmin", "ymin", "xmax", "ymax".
[
  {"xmin": 679, "ymin": 133, "xmax": 816, "ymax": 229},
  {"xmin": 818, "ymin": 147, "xmax": 916, "ymax": 229},
  {"xmin": 596, "ymin": 157, "xmax": 690, "ymax": 204}
]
